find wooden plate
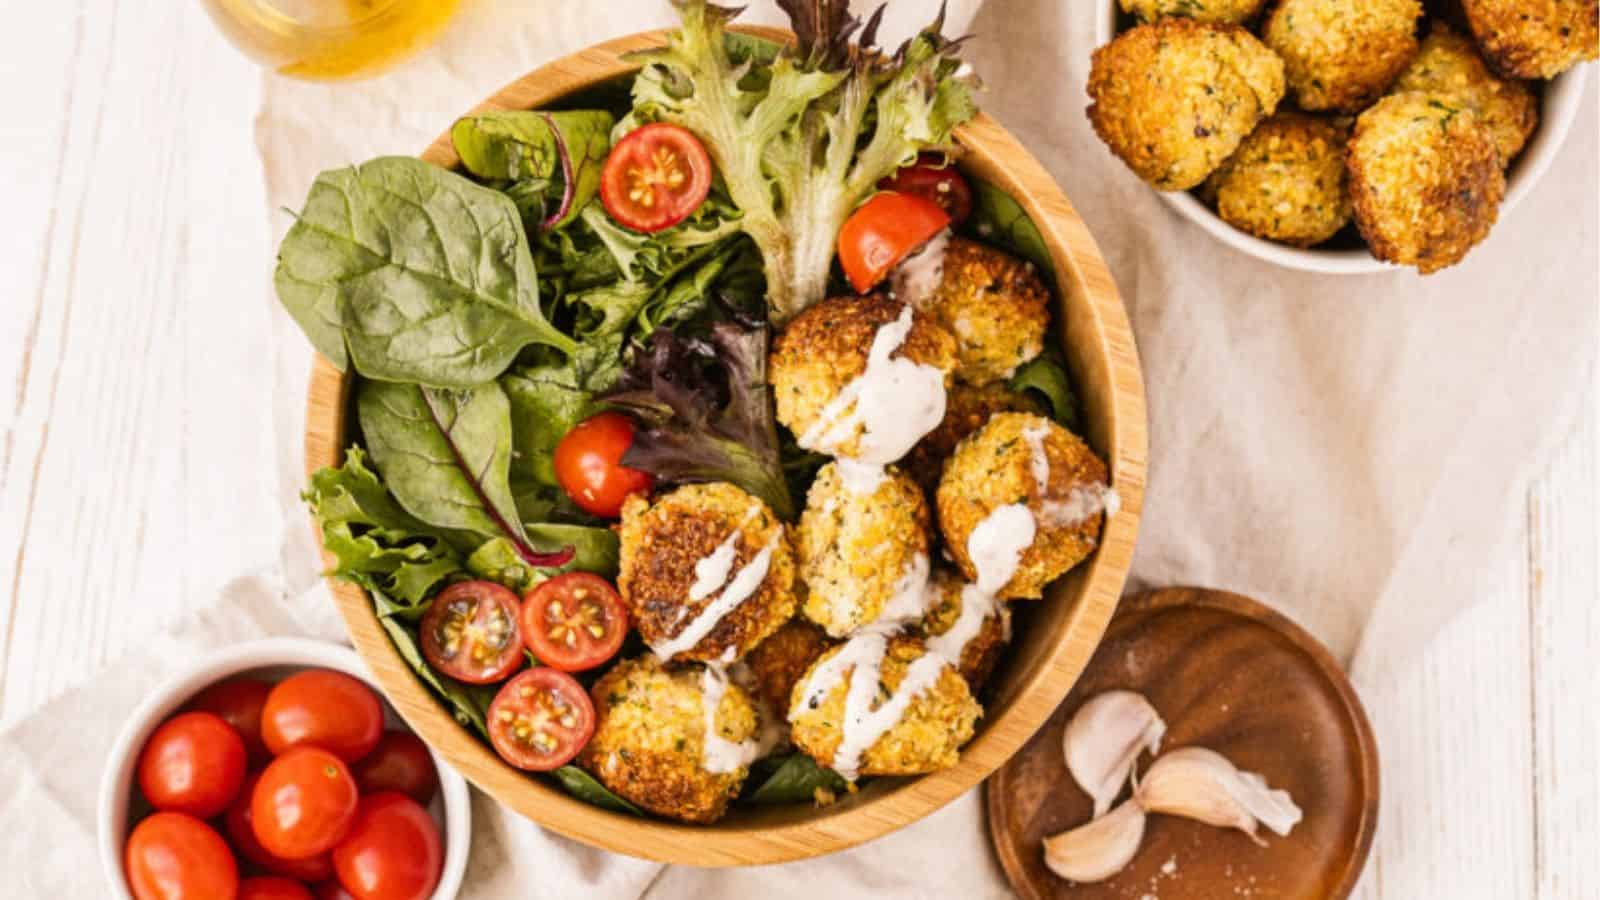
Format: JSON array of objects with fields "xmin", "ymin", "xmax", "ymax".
[
  {"xmin": 987, "ymin": 588, "xmax": 1379, "ymax": 899},
  {"xmin": 303, "ymin": 26, "xmax": 1148, "ymax": 866}
]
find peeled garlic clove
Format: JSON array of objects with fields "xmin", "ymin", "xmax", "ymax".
[
  {"xmin": 1042, "ymin": 798, "xmax": 1147, "ymax": 883},
  {"xmin": 1062, "ymin": 690, "xmax": 1167, "ymax": 818},
  {"xmin": 1135, "ymin": 746, "xmax": 1303, "ymax": 845}
]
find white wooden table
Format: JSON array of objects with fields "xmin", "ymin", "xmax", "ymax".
[{"xmin": 2, "ymin": 2, "xmax": 1595, "ymax": 897}]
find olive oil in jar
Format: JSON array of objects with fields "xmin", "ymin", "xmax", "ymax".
[{"xmin": 200, "ymin": 0, "xmax": 461, "ymax": 80}]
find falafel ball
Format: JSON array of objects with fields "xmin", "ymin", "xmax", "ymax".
[
  {"xmin": 899, "ymin": 237, "xmax": 1051, "ymax": 385},
  {"xmin": 1393, "ymin": 21, "xmax": 1540, "ymax": 165},
  {"xmin": 741, "ymin": 619, "xmax": 834, "ymax": 715},
  {"xmin": 916, "ymin": 568, "xmax": 1010, "ymax": 695},
  {"xmin": 1201, "ymin": 113, "xmax": 1353, "ymax": 247},
  {"xmin": 1119, "ymin": 0, "xmax": 1269, "ymax": 25},
  {"xmin": 1347, "ymin": 92, "xmax": 1507, "ymax": 273},
  {"xmin": 789, "ymin": 635, "xmax": 981, "ymax": 778},
  {"xmin": 903, "ymin": 381, "xmax": 1046, "ymax": 498},
  {"xmin": 937, "ymin": 412, "xmax": 1113, "ymax": 600},
  {"xmin": 1087, "ymin": 19, "xmax": 1286, "ymax": 191},
  {"xmin": 771, "ymin": 294, "xmax": 958, "ymax": 461},
  {"xmin": 1461, "ymin": 0, "xmax": 1599, "ymax": 79},
  {"xmin": 579, "ymin": 656, "xmax": 759, "ymax": 824},
  {"xmin": 617, "ymin": 482, "xmax": 797, "ymax": 663},
  {"xmin": 1262, "ymin": 0, "xmax": 1422, "ymax": 112},
  {"xmin": 796, "ymin": 462, "xmax": 933, "ymax": 637}
]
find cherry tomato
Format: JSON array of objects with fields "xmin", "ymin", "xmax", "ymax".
[
  {"xmin": 880, "ymin": 153, "xmax": 973, "ymax": 224},
  {"xmin": 186, "ymin": 677, "xmax": 273, "ymax": 765},
  {"xmin": 487, "ymin": 668, "xmax": 595, "ymax": 772},
  {"xmin": 332, "ymin": 792, "xmax": 444, "ymax": 900},
  {"xmin": 419, "ymin": 581, "xmax": 524, "ymax": 685},
  {"xmin": 313, "ymin": 883, "xmax": 359, "ymax": 900},
  {"xmin": 136, "ymin": 711, "xmax": 247, "ymax": 819},
  {"xmin": 553, "ymin": 412, "xmax": 654, "ymax": 518},
  {"xmin": 238, "ymin": 877, "xmax": 315, "ymax": 900},
  {"xmin": 522, "ymin": 573, "xmax": 627, "ymax": 672},
  {"xmin": 252, "ymin": 747, "xmax": 359, "ymax": 860},
  {"xmin": 262, "ymin": 670, "xmax": 383, "ymax": 763},
  {"xmin": 600, "ymin": 123, "xmax": 713, "ymax": 233},
  {"xmin": 225, "ymin": 772, "xmax": 336, "ymax": 882},
  {"xmin": 124, "ymin": 811, "xmax": 239, "ymax": 900},
  {"xmin": 838, "ymin": 191, "xmax": 951, "ymax": 293},
  {"xmin": 351, "ymin": 732, "xmax": 439, "ymax": 805}
]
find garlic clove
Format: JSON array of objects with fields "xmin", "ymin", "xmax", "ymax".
[
  {"xmin": 1062, "ymin": 690, "xmax": 1167, "ymax": 818},
  {"xmin": 1042, "ymin": 798, "xmax": 1147, "ymax": 883},
  {"xmin": 1134, "ymin": 746, "xmax": 1303, "ymax": 846}
]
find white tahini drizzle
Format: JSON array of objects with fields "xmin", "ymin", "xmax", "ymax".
[
  {"xmin": 652, "ymin": 508, "xmax": 777, "ymax": 661},
  {"xmin": 790, "ymin": 632, "xmax": 949, "ymax": 780},
  {"xmin": 891, "ymin": 228, "xmax": 950, "ymax": 307},
  {"xmin": 797, "ymin": 305, "xmax": 948, "ymax": 492},
  {"xmin": 1023, "ymin": 421, "xmax": 1121, "ymax": 529},
  {"xmin": 926, "ymin": 583, "xmax": 999, "ymax": 663},
  {"xmin": 699, "ymin": 665, "xmax": 763, "ymax": 774},
  {"xmin": 966, "ymin": 503, "xmax": 1037, "ymax": 595},
  {"xmin": 868, "ymin": 552, "xmax": 934, "ymax": 631}
]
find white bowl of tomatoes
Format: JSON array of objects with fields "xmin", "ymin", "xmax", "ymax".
[{"xmin": 97, "ymin": 637, "xmax": 471, "ymax": 900}]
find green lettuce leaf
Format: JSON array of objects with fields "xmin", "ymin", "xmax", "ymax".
[
  {"xmin": 743, "ymin": 752, "xmax": 848, "ymax": 804},
  {"xmin": 452, "ymin": 110, "xmax": 615, "ymax": 229},
  {"xmin": 967, "ymin": 180, "xmax": 1055, "ymax": 278},
  {"xmin": 1009, "ymin": 352, "xmax": 1081, "ymax": 431},
  {"xmin": 550, "ymin": 765, "xmax": 644, "ymax": 815}
]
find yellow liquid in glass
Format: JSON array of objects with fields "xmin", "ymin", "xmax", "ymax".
[{"xmin": 201, "ymin": 0, "xmax": 461, "ymax": 80}]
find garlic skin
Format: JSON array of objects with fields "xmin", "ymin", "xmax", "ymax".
[
  {"xmin": 1042, "ymin": 798, "xmax": 1148, "ymax": 883},
  {"xmin": 1062, "ymin": 690, "xmax": 1167, "ymax": 818},
  {"xmin": 1135, "ymin": 746, "xmax": 1303, "ymax": 845}
]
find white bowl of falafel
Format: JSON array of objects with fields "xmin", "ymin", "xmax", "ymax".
[{"xmin": 1091, "ymin": 0, "xmax": 1594, "ymax": 275}]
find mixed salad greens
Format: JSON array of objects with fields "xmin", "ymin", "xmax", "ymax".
[{"xmin": 283, "ymin": 0, "xmax": 1077, "ymax": 814}]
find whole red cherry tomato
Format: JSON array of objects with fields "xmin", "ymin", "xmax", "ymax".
[
  {"xmin": 261, "ymin": 670, "xmax": 383, "ymax": 763},
  {"xmin": 225, "ymin": 771, "xmax": 336, "ymax": 882},
  {"xmin": 487, "ymin": 668, "xmax": 594, "ymax": 772},
  {"xmin": 186, "ymin": 677, "xmax": 273, "ymax": 765},
  {"xmin": 351, "ymin": 732, "xmax": 439, "ymax": 805},
  {"xmin": 124, "ymin": 812, "xmax": 238, "ymax": 900},
  {"xmin": 331, "ymin": 792, "xmax": 444, "ymax": 900},
  {"xmin": 600, "ymin": 123, "xmax": 713, "ymax": 233},
  {"xmin": 251, "ymin": 747, "xmax": 359, "ymax": 860},
  {"xmin": 238, "ymin": 877, "xmax": 315, "ymax": 900},
  {"xmin": 312, "ymin": 883, "xmax": 359, "ymax": 900},
  {"xmin": 553, "ymin": 412, "xmax": 654, "ymax": 518},
  {"xmin": 879, "ymin": 152, "xmax": 974, "ymax": 224},
  {"xmin": 837, "ymin": 191, "xmax": 951, "ymax": 293},
  {"xmin": 419, "ymin": 581, "xmax": 524, "ymax": 685},
  {"xmin": 136, "ymin": 711, "xmax": 247, "ymax": 818},
  {"xmin": 522, "ymin": 573, "xmax": 627, "ymax": 673}
]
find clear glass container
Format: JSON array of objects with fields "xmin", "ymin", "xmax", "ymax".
[{"xmin": 200, "ymin": 0, "xmax": 462, "ymax": 81}]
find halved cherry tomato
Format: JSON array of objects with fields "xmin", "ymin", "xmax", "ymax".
[
  {"xmin": 124, "ymin": 812, "xmax": 239, "ymax": 900},
  {"xmin": 600, "ymin": 123, "xmax": 713, "ymax": 233},
  {"xmin": 419, "ymin": 581, "xmax": 524, "ymax": 685},
  {"xmin": 880, "ymin": 153, "xmax": 973, "ymax": 224},
  {"xmin": 331, "ymin": 792, "xmax": 443, "ymax": 900},
  {"xmin": 351, "ymin": 732, "xmax": 439, "ymax": 805},
  {"xmin": 522, "ymin": 573, "xmax": 627, "ymax": 672},
  {"xmin": 838, "ymin": 191, "xmax": 951, "ymax": 293},
  {"xmin": 487, "ymin": 668, "xmax": 595, "ymax": 771},
  {"xmin": 553, "ymin": 412, "xmax": 654, "ymax": 518},
  {"xmin": 239, "ymin": 877, "xmax": 315, "ymax": 900},
  {"xmin": 137, "ymin": 711, "xmax": 247, "ymax": 819},
  {"xmin": 225, "ymin": 772, "xmax": 336, "ymax": 883},
  {"xmin": 186, "ymin": 677, "xmax": 273, "ymax": 765},
  {"xmin": 251, "ymin": 747, "xmax": 359, "ymax": 861},
  {"xmin": 261, "ymin": 670, "xmax": 383, "ymax": 763}
]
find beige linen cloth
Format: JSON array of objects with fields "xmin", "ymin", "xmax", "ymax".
[{"xmin": 3, "ymin": 0, "xmax": 1593, "ymax": 896}]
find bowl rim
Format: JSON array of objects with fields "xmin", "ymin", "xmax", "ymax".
[
  {"xmin": 302, "ymin": 25, "xmax": 1148, "ymax": 866},
  {"xmin": 96, "ymin": 636, "xmax": 472, "ymax": 899},
  {"xmin": 1093, "ymin": 1, "xmax": 1592, "ymax": 275}
]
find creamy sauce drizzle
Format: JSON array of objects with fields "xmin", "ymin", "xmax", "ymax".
[
  {"xmin": 790, "ymin": 632, "xmax": 948, "ymax": 780},
  {"xmin": 654, "ymin": 508, "xmax": 776, "ymax": 660},
  {"xmin": 966, "ymin": 503, "xmax": 1037, "ymax": 595},
  {"xmin": 926, "ymin": 583, "xmax": 999, "ymax": 662},
  {"xmin": 699, "ymin": 665, "xmax": 764, "ymax": 774},
  {"xmin": 1022, "ymin": 421, "xmax": 1120, "ymax": 529},
  {"xmin": 868, "ymin": 552, "xmax": 933, "ymax": 631},
  {"xmin": 891, "ymin": 228, "xmax": 950, "ymax": 307}
]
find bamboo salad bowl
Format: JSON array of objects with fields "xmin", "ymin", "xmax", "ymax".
[{"xmin": 303, "ymin": 27, "xmax": 1149, "ymax": 866}]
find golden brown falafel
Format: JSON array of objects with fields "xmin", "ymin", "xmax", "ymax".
[
  {"xmin": 1393, "ymin": 21, "xmax": 1540, "ymax": 165},
  {"xmin": 1262, "ymin": 0, "xmax": 1423, "ymax": 112},
  {"xmin": 1119, "ymin": 0, "xmax": 1270, "ymax": 25},
  {"xmin": 903, "ymin": 238, "xmax": 1051, "ymax": 385},
  {"xmin": 741, "ymin": 619, "xmax": 834, "ymax": 715},
  {"xmin": 1087, "ymin": 18, "xmax": 1286, "ymax": 190},
  {"xmin": 1201, "ymin": 113, "xmax": 1353, "ymax": 247},
  {"xmin": 916, "ymin": 568, "xmax": 1010, "ymax": 695},
  {"xmin": 617, "ymin": 483, "xmax": 797, "ymax": 663},
  {"xmin": 579, "ymin": 655, "xmax": 758, "ymax": 823},
  {"xmin": 937, "ymin": 413, "xmax": 1113, "ymax": 600},
  {"xmin": 1461, "ymin": 0, "xmax": 1598, "ymax": 78},
  {"xmin": 903, "ymin": 381, "xmax": 1046, "ymax": 499},
  {"xmin": 1347, "ymin": 92, "xmax": 1507, "ymax": 273}
]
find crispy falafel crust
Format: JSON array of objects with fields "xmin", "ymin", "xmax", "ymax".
[
  {"xmin": 916, "ymin": 568, "xmax": 1009, "ymax": 695},
  {"xmin": 1119, "ymin": 0, "xmax": 1270, "ymax": 26},
  {"xmin": 903, "ymin": 382, "xmax": 1045, "ymax": 499},
  {"xmin": 1262, "ymin": 0, "xmax": 1422, "ymax": 112},
  {"xmin": 1462, "ymin": 0, "xmax": 1599, "ymax": 79},
  {"xmin": 1393, "ymin": 21, "xmax": 1539, "ymax": 165},
  {"xmin": 1202, "ymin": 113, "xmax": 1353, "ymax": 247},
  {"xmin": 743, "ymin": 619, "xmax": 834, "ymax": 714},
  {"xmin": 917, "ymin": 238, "xmax": 1051, "ymax": 385}
]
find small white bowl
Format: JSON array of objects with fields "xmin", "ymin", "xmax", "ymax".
[
  {"xmin": 1094, "ymin": 3, "xmax": 1591, "ymax": 274},
  {"xmin": 98, "ymin": 637, "xmax": 471, "ymax": 899}
]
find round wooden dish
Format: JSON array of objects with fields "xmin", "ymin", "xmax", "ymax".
[
  {"xmin": 303, "ymin": 27, "xmax": 1148, "ymax": 866},
  {"xmin": 987, "ymin": 587, "xmax": 1380, "ymax": 899}
]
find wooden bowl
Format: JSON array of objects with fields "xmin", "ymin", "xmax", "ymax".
[{"xmin": 303, "ymin": 27, "xmax": 1148, "ymax": 866}]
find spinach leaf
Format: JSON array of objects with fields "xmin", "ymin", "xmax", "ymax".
[
  {"xmin": 1008, "ymin": 352, "xmax": 1082, "ymax": 431},
  {"xmin": 373, "ymin": 591, "xmax": 497, "ymax": 737},
  {"xmin": 967, "ymin": 180, "xmax": 1055, "ymax": 279},
  {"xmin": 452, "ymin": 110, "xmax": 614, "ymax": 229},
  {"xmin": 358, "ymin": 379, "xmax": 575, "ymax": 569},
  {"xmin": 502, "ymin": 362, "xmax": 596, "ymax": 493},
  {"xmin": 743, "ymin": 753, "xmax": 847, "ymax": 804},
  {"xmin": 466, "ymin": 525, "xmax": 616, "ymax": 589},
  {"xmin": 275, "ymin": 156, "xmax": 575, "ymax": 388},
  {"xmin": 551, "ymin": 765, "xmax": 643, "ymax": 815}
]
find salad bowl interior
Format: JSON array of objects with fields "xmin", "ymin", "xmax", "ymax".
[{"xmin": 304, "ymin": 26, "xmax": 1147, "ymax": 866}]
